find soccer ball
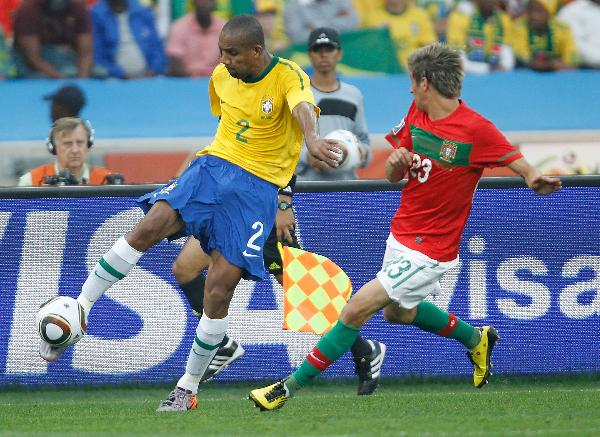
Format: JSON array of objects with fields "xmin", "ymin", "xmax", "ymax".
[
  {"xmin": 324, "ymin": 129, "xmax": 362, "ymax": 170},
  {"xmin": 36, "ymin": 296, "xmax": 86, "ymax": 347}
]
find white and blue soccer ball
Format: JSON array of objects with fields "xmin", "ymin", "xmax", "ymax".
[
  {"xmin": 324, "ymin": 129, "xmax": 362, "ymax": 170},
  {"xmin": 36, "ymin": 296, "xmax": 86, "ymax": 347}
]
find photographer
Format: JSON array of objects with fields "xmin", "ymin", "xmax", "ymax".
[{"xmin": 18, "ymin": 117, "xmax": 123, "ymax": 186}]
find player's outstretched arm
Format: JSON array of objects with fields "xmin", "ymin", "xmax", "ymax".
[
  {"xmin": 386, "ymin": 147, "xmax": 413, "ymax": 183},
  {"xmin": 292, "ymin": 102, "xmax": 342, "ymax": 168},
  {"xmin": 508, "ymin": 157, "xmax": 562, "ymax": 195}
]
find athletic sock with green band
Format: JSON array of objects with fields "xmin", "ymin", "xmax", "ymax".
[
  {"xmin": 178, "ymin": 312, "xmax": 228, "ymax": 394},
  {"xmin": 412, "ymin": 301, "xmax": 480, "ymax": 349},
  {"xmin": 78, "ymin": 236, "xmax": 143, "ymax": 314},
  {"xmin": 286, "ymin": 320, "xmax": 359, "ymax": 394}
]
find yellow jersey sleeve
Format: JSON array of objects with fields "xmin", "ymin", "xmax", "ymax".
[
  {"xmin": 208, "ymin": 75, "xmax": 221, "ymax": 117},
  {"xmin": 276, "ymin": 58, "xmax": 316, "ymax": 114},
  {"xmin": 197, "ymin": 57, "xmax": 316, "ymax": 188}
]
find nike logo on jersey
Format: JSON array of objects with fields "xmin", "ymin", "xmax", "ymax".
[
  {"xmin": 242, "ymin": 250, "xmax": 259, "ymax": 258},
  {"xmin": 94, "ymin": 271, "xmax": 112, "ymax": 282}
]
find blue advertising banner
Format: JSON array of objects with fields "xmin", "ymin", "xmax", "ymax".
[{"xmin": 0, "ymin": 182, "xmax": 599, "ymax": 386}]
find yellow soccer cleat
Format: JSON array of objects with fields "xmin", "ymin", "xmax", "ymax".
[
  {"xmin": 467, "ymin": 326, "xmax": 499, "ymax": 388},
  {"xmin": 248, "ymin": 381, "xmax": 289, "ymax": 411}
]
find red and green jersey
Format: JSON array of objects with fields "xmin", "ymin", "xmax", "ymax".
[{"xmin": 385, "ymin": 100, "xmax": 522, "ymax": 261}]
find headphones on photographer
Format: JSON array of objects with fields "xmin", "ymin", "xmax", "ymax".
[{"xmin": 46, "ymin": 118, "xmax": 95, "ymax": 155}]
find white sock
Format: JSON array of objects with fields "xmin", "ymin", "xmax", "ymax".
[
  {"xmin": 77, "ymin": 236, "xmax": 143, "ymax": 315},
  {"xmin": 177, "ymin": 312, "xmax": 229, "ymax": 394}
]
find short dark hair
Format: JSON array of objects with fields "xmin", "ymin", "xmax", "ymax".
[
  {"xmin": 222, "ymin": 14, "xmax": 265, "ymax": 49},
  {"xmin": 43, "ymin": 84, "xmax": 86, "ymax": 115},
  {"xmin": 408, "ymin": 43, "xmax": 464, "ymax": 99}
]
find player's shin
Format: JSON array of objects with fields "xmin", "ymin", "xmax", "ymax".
[
  {"xmin": 412, "ymin": 301, "xmax": 480, "ymax": 349},
  {"xmin": 177, "ymin": 312, "xmax": 229, "ymax": 394},
  {"xmin": 77, "ymin": 236, "xmax": 143, "ymax": 315},
  {"xmin": 286, "ymin": 320, "xmax": 359, "ymax": 394}
]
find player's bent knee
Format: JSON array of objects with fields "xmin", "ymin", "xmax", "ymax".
[
  {"xmin": 128, "ymin": 202, "xmax": 182, "ymax": 251},
  {"xmin": 172, "ymin": 258, "xmax": 199, "ymax": 284},
  {"xmin": 127, "ymin": 223, "xmax": 166, "ymax": 251},
  {"xmin": 339, "ymin": 302, "xmax": 370, "ymax": 328},
  {"xmin": 383, "ymin": 304, "xmax": 416, "ymax": 324}
]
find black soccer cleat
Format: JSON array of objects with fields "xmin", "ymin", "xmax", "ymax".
[
  {"xmin": 200, "ymin": 338, "xmax": 245, "ymax": 383},
  {"xmin": 354, "ymin": 339, "xmax": 387, "ymax": 395}
]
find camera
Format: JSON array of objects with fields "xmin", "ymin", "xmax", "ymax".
[
  {"xmin": 43, "ymin": 169, "xmax": 80, "ymax": 186},
  {"xmin": 105, "ymin": 173, "xmax": 124, "ymax": 185},
  {"xmin": 42, "ymin": 170, "xmax": 125, "ymax": 186}
]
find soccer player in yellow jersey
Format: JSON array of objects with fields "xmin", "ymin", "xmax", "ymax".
[{"xmin": 37, "ymin": 14, "xmax": 342, "ymax": 412}]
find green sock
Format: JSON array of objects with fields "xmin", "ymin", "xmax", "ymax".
[
  {"xmin": 288, "ymin": 320, "xmax": 359, "ymax": 393},
  {"xmin": 413, "ymin": 301, "xmax": 480, "ymax": 349}
]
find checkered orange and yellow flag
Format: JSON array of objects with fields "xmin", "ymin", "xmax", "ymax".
[{"xmin": 281, "ymin": 246, "xmax": 352, "ymax": 335}]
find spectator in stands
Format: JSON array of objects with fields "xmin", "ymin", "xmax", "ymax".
[
  {"xmin": 18, "ymin": 117, "xmax": 123, "ymax": 186},
  {"xmin": 0, "ymin": 25, "xmax": 15, "ymax": 79},
  {"xmin": 558, "ymin": 0, "xmax": 600, "ymax": 69},
  {"xmin": 91, "ymin": 0, "xmax": 166, "ymax": 79},
  {"xmin": 364, "ymin": 0, "xmax": 437, "ymax": 71},
  {"xmin": 253, "ymin": 0, "xmax": 288, "ymax": 53},
  {"xmin": 297, "ymin": 27, "xmax": 371, "ymax": 181},
  {"xmin": 43, "ymin": 84, "xmax": 86, "ymax": 122},
  {"xmin": 284, "ymin": 0, "xmax": 358, "ymax": 45},
  {"xmin": 446, "ymin": 0, "xmax": 515, "ymax": 73},
  {"xmin": 12, "ymin": 0, "xmax": 95, "ymax": 78},
  {"xmin": 166, "ymin": 0, "xmax": 224, "ymax": 77},
  {"xmin": 512, "ymin": 0, "xmax": 578, "ymax": 71}
]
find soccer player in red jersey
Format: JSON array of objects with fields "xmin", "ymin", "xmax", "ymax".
[{"xmin": 249, "ymin": 42, "xmax": 562, "ymax": 411}]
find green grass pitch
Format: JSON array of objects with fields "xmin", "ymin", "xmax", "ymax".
[{"xmin": 1, "ymin": 375, "xmax": 599, "ymax": 436}]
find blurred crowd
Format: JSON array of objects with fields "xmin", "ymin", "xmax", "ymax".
[{"xmin": 0, "ymin": 0, "xmax": 598, "ymax": 80}]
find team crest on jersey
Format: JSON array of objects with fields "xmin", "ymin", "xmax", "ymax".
[
  {"xmin": 392, "ymin": 118, "xmax": 405, "ymax": 135},
  {"xmin": 261, "ymin": 97, "xmax": 274, "ymax": 114},
  {"xmin": 440, "ymin": 140, "xmax": 458, "ymax": 163}
]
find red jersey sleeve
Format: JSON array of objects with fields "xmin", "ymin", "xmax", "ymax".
[
  {"xmin": 469, "ymin": 117, "xmax": 523, "ymax": 168},
  {"xmin": 385, "ymin": 101, "xmax": 415, "ymax": 151}
]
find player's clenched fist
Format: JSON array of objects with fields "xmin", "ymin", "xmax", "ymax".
[
  {"xmin": 385, "ymin": 147, "xmax": 413, "ymax": 183},
  {"xmin": 388, "ymin": 147, "xmax": 413, "ymax": 168}
]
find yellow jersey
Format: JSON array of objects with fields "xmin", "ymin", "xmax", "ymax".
[
  {"xmin": 511, "ymin": 17, "xmax": 578, "ymax": 67},
  {"xmin": 197, "ymin": 55, "xmax": 316, "ymax": 188},
  {"xmin": 365, "ymin": 6, "xmax": 436, "ymax": 71},
  {"xmin": 447, "ymin": 9, "xmax": 513, "ymax": 58}
]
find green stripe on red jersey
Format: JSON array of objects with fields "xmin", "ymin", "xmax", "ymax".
[{"xmin": 410, "ymin": 125, "xmax": 472, "ymax": 167}]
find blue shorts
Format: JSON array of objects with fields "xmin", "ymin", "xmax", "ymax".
[{"xmin": 138, "ymin": 155, "xmax": 278, "ymax": 281}]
